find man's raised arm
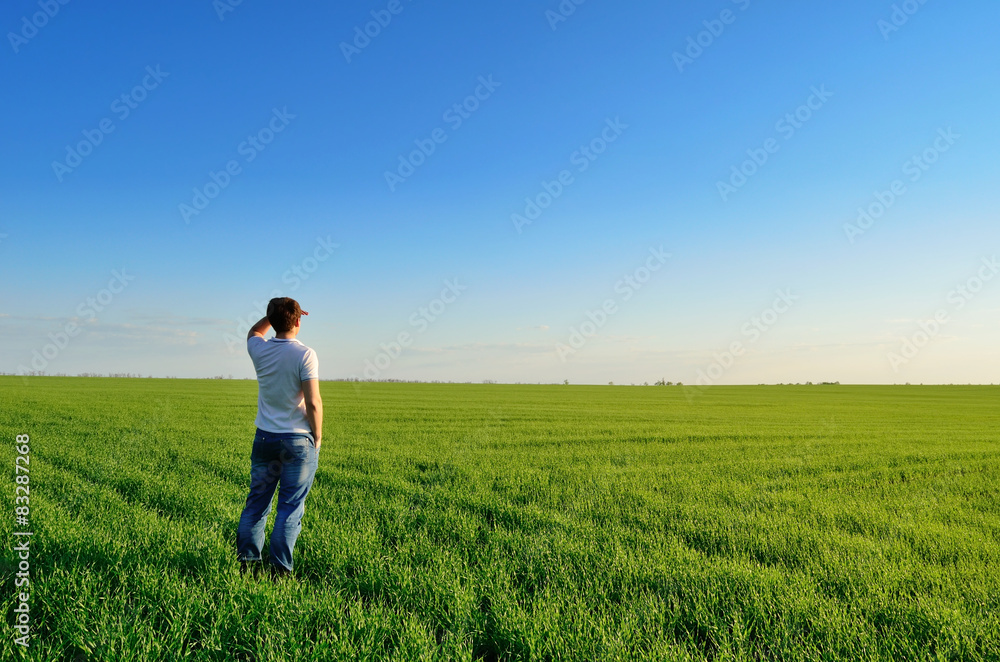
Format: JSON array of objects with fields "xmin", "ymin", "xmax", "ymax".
[{"xmin": 247, "ymin": 316, "xmax": 271, "ymax": 340}]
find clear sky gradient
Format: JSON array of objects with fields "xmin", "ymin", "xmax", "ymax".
[{"xmin": 2, "ymin": 0, "xmax": 998, "ymax": 384}]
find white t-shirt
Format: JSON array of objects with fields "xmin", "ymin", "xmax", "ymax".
[{"xmin": 247, "ymin": 336, "xmax": 319, "ymax": 436}]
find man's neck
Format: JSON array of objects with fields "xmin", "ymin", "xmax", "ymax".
[{"xmin": 275, "ymin": 333, "xmax": 297, "ymax": 340}]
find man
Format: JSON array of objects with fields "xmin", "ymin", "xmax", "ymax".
[{"xmin": 237, "ymin": 297, "xmax": 323, "ymax": 578}]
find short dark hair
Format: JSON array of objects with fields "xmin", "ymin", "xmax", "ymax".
[{"xmin": 267, "ymin": 297, "xmax": 302, "ymax": 333}]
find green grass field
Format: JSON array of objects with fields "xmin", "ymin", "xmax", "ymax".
[{"xmin": 2, "ymin": 378, "xmax": 999, "ymax": 661}]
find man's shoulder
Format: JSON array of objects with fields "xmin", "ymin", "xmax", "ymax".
[
  {"xmin": 250, "ymin": 337, "xmax": 316, "ymax": 360},
  {"xmin": 280, "ymin": 340, "xmax": 318, "ymax": 362},
  {"xmin": 292, "ymin": 340, "xmax": 317, "ymax": 356}
]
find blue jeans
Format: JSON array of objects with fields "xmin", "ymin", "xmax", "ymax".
[{"xmin": 237, "ymin": 428, "xmax": 319, "ymax": 571}]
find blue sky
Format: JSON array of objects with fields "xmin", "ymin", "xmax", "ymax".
[{"xmin": 1, "ymin": 0, "xmax": 998, "ymax": 384}]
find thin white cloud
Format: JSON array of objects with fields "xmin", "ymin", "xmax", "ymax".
[
  {"xmin": 82, "ymin": 323, "xmax": 202, "ymax": 345},
  {"xmin": 127, "ymin": 313, "xmax": 231, "ymax": 327},
  {"xmin": 0, "ymin": 314, "xmax": 69, "ymax": 322},
  {"xmin": 410, "ymin": 342, "xmax": 553, "ymax": 355}
]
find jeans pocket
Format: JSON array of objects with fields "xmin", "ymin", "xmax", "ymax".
[{"xmin": 279, "ymin": 436, "xmax": 314, "ymax": 460}]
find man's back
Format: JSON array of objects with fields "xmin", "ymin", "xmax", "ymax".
[{"xmin": 247, "ymin": 336, "xmax": 318, "ymax": 435}]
